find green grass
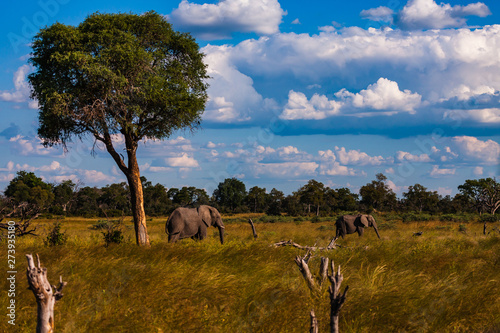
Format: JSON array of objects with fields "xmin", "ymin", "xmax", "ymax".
[{"xmin": 1, "ymin": 217, "xmax": 499, "ymax": 332}]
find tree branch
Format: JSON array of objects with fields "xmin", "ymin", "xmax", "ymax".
[{"xmin": 272, "ymin": 236, "xmax": 341, "ymax": 251}]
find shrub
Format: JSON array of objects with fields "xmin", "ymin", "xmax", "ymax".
[
  {"xmin": 102, "ymin": 229, "xmax": 124, "ymax": 246},
  {"xmin": 384, "ymin": 213, "xmax": 402, "ymax": 221},
  {"xmin": 44, "ymin": 222, "xmax": 67, "ymax": 246},
  {"xmin": 479, "ymin": 214, "xmax": 500, "ymax": 223},
  {"xmin": 440, "ymin": 214, "xmax": 456, "ymax": 222},
  {"xmin": 440, "ymin": 214, "xmax": 474, "ymax": 223},
  {"xmin": 402, "ymin": 213, "xmax": 432, "ymax": 223},
  {"xmin": 458, "ymin": 224, "xmax": 468, "ymax": 233},
  {"xmin": 101, "ymin": 219, "xmax": 125, "ymax": 247}
]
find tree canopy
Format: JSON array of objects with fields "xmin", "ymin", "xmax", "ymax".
[{"xmin": 29, "ymin": 11, "xmax": 208, "ymax": 149}]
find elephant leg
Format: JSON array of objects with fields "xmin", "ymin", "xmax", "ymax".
[
  {"xmin": 198, "ymin": 228, "xmax": 208, "ymax": 240},
  {"xmin": 357, "ymin": 227, "xmax": 364, "ymax": 237},
  {"xmin": 336, "ymin": 227, "xmax": 344, "ymax": 239}
]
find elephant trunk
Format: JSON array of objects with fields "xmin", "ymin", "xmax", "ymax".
[
  {"xmin": 218, "ymin": 226, "xmax": 225, "ymax": 244},
  {"xmin": 373, "ymin": 224, "xmax": 381, "ymax": 239}
]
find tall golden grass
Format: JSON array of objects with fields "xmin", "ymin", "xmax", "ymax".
[{"xmin": 1, "ymin": 216, "xmax": 499, "ymax": 332}]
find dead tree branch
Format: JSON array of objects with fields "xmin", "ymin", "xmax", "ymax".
[
  {"xmin": 328, "ymin": 260, "xmax": 349, "ymax": 333},
  {"xmin": 273, "ymin": 236, "xmax": 341, "ymax": 251},
  {"xmin": 0, "ymin": 200, "xmax": 41, "ymax": 237},
  {"xmin": 26, "ymin": 254, "xmax": 67, "ymax": 333},
  {"xmin": 248, "ymin": 218, "xmax": 258, "ymax": 238},
  {"xmin": 295, "ymin": 254, "xmax": 349, "ymax": 333},
  {"xmin": 295, "ymin": 250, "xmax": 318, "ymax": 293}
]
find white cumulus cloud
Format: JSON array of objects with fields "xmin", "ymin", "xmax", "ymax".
[
  {"xmin": 280, "ymin": 90, "xmax": 342, "ymax": 120},
  {"xmin": 452, "ymin": 136, "xmax": 500, "ymax": 164},
  {"xmin": 336, "ymin": 78, "xmax": 422, "ymax": 114},
  {"xmin": 168, "ymin": 0, "xmax": 286, "ymax": 40},
  {"xmin": 395, "ymin": 151, "xmax": 432, "ymax": 163},
  {"xmin": 335, "ymin": 146, "xmax": 385, "ymax": 166},
  {"xmin": 397, "ymin": 0, "xmax": 491, "ymax": 30},
  {"xmin": 0, "ymin": 65, "xmax": 38, "ymax": 109},
  {"xmin": 165, "ymin": 153, "xmax": 200, "ymax": 168},
  {"xmin": 429, "ymin": 165, "xmax": 456, "ymax": 177}
]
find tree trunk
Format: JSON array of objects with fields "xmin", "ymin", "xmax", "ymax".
[
  {"xmin": 127, "ymin": 162, "xmax": 150, "ymax": 247},
  {"xmin": 26, "ymin": 254, "xmax": 67, "ymax": 333},
  {"xmin": 329, "ymin": 261, "xmax": 348, "ymax": 333},
  {"xmin": 310, "ymin": 309, "xmax": 319, "ymax": 333},
  {"xmin": 101, "ymin": 131, "xmax": 150, "ymax": 247}
]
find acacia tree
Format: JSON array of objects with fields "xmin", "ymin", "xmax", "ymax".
[
  {"xmin": 29, "ymin": 12, "xmax": 209, "ymax": 246},
  {"xmin": 458, "ymin": 178, "xmax": 500, "ymax": 215}
]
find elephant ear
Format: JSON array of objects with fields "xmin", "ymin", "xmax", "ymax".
[
  {"xmin": 359, "ymin": 215, "xmax": 369, "ymax": 227},
  {"xmin": 198, "ymin": 206, "xmax": 211, "ymax": 227}
]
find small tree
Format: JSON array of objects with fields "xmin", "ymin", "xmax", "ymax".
[
  {"xmin": 247, "ymin": 186, "xmax": 268, "ymax": 213},
  {"xmin": 29, "ymin": 12, "xmax": 209, "ymax": 246},
  {"xmin": 360, "ymin": 173, "xmax": 397, "ymax": 212},
  {"xmin": 266, "ymin": 188, "xmax": 285, "ymax": 216},
  {"xmin": 213, "ymin": 178, "xmax": 247, "ymax": 213},
  {"xmin": 297, "ymin": 179, "xmax": 326, "ymax": 216},
  {"xmin": 403, "ymin": 184, "xmax": 440, "ymax": 213}
]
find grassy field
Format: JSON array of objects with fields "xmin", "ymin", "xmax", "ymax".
[{"xmin": 1, "ymin": 215, "xmax": 500, "ymax": 332}]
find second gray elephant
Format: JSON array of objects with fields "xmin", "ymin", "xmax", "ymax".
[
  {"xmin": 165, "ymin": 205, "xmax": 225, "ymax": 244},
  {"xmin": 335, "ymin": 214, "xmax": 381, "ymax": 239}
]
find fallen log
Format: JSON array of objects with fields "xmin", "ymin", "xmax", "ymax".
[{"xmin": 272, "ymin": 236, "xmax": 341, "ymax": 251}]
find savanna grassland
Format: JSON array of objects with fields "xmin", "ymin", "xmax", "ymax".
[{"xmin": 1, "ymin": 215, "xmax": 500, "ymax": 332}]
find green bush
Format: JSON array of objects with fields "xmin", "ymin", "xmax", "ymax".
[
  {"xmin": 402, "ymin": 213, "xmax": 432, "ymax": 223},
  {"xmin": 44, "ymin": 222, "xmax": 67, "ymax": 246},
  {"xmin": 101, "ymin": 219, "xmax": 125, "ymax": 247},
  {"xmin": 384, "ymin": 213, "xmax": 402, "ymax": 221},
  {"xmin": 102, "ymin": 229, "xmax": 124, "ymax": 246},
  {"xmin": 440, "ymin": 214, "xmax": 456, "ymax": 222},
  {"xmin": 440, "ymin": 214, "xmax": 474, "ymax": 223},
  {"xmin": 479, "ymin": 214, "xmax": 500, "ymax": 223}
]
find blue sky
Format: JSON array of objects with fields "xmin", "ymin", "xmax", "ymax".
[{"xmin": 0, "ymin": 0, "xmax": 499, "ymax": 197}]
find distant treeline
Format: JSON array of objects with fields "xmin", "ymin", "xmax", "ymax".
[{"xmin": 1, "ymin": 171, "xmax": 499, "ymax": 220}]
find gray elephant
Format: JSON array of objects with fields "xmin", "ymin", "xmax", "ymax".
[
  {"xmin": 165, "ymin": 205, "xmax": 225, "ymax": 244},
  {"xmin": 335, "ymin": 214, "xmax": 381, "ymax": 239}
]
